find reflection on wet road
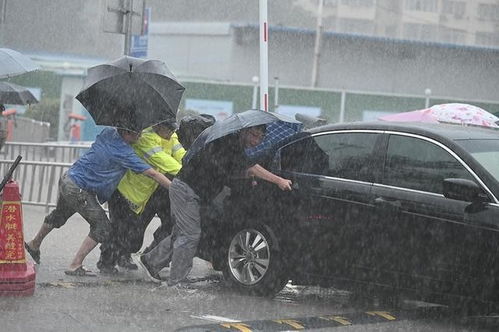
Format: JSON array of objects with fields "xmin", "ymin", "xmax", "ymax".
[{"xmin": 173, "ymin": 283, "xmax": 499, "ymax": 331}]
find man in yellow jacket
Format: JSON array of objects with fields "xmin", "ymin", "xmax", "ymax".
[{"xmin": 97, "ymin": 119, "xmax": 185, "ymax": 273}]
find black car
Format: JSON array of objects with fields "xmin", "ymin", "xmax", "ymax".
[{"xmin": 197, "ymin": 121, "xmax": 499, "ymax": 308}]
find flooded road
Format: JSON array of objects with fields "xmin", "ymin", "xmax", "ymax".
[{"xmin": 0, "ymin": 206, "xmax": 496, "ymax": 331}]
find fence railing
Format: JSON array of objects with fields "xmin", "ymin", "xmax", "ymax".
[
  {"xmin": 1, "ymin": 141, "xmax": 91, "ymax": 164},
  {"xmin": 0, "ymin": 142, "xmax": 92, "ymax": 212}
]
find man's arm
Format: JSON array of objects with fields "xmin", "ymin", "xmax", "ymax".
[
  {"xmin": 142, "ymin": 168, "xmax": 171, "ymax": 188},
  {"xmin": 247, "ymin": 164, "xmax": 292, "ymax": 191}
]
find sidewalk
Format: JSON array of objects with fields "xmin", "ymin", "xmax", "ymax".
[
  {"xmin": 1, "ymin": 204, "xmax": 221, "ymax": 332},
  {"xmin": 20, "ymin": 204, "xmax": 214, "ymax": 285}
]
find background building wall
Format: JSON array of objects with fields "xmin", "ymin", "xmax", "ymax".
[
  {"xmin": 0, "ymin": 0, "xmax": 123, "ymax": 58},
  {"xmin": 149, "ymin": 23, "xmax": 499, "ymax": 103}
]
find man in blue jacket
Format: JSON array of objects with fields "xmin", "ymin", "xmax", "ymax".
[{"xmin": 24, "ymin": 126, "xmax": 171, "ymax": 276}]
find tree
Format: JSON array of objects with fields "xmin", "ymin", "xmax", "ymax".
[{"xmin": 23, "ymin": 97, "xmax": 59, "ymax": 139}]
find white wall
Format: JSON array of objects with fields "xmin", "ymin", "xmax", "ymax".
[
  {"xmin": 149, "ymin": 23, "xmax": 234, "ymax": 80},
  {"xmin": 149, "ymin": 23, "xmax": 499, "ymax": 103}
]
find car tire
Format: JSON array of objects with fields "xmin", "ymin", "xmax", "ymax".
[{"xmin": 222, "ymin": 223, "xmax": 289, "ymax": 297}]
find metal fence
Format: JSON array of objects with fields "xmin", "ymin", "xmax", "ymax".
[{"xmin": 0, "ymin": 142, "xmax": 91, "ymax": 212}]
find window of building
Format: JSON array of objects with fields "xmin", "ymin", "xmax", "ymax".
[
  {"xmin": 442, "ymin": 0, "xmax": 466, "ymax": 18},
  {"xmin": 338, "ymin": 18, "xmax": 375, "ymax": 34},
  {"xmin": 341, "ymin": 0, "xmax": 374, "ymax": 7},
  {"xmin": 405, "ymin": 0, "xmax": 438, "ymax": 12},
  {"xmin": 382, "ymin": 135, "xmax": 475, "ymax": 194},
  {"xmin": 403, "ymin": 23, "xmax": 438, "ymax": 41},
  {"xmin": 475, "ymin": 31, "xmax": 499, "ymax": 47},
  {"xmin": 439, "ymin": 27, "xmax": 466, "ymax": 44},
  {"xmin": 325, "ymin": 0, "xmax": 339, "ymax": 5},
  {"xmin": 477, "ymin": 3, "xmax": 499, "ymax": 21}
]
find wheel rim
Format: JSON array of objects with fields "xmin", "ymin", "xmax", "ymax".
[{"xmin": 228, "ymin": 229, "xmax": 271, "ymax": 285}]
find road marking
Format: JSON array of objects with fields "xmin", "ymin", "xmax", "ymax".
[
  {"xmin": 175, "ymin": 305, "xmax": 452, "ymax": 331},
  {"xmin": 191, "ymin": 315, "xmax": 241, "ymax": 323},
  {"xmin": 220, "ymin": 323, "xmax": 252, "ymax": 332},
  {"xmin": 273, "ymin": 319, "xmax": 305, "ymax": 329},
  {"xmin": 366, "ymin": 311, "xmax": 397, "ymax": 320},
  {"xmin": 319, "ymin": 315, "xmax": 352, "ymax": 325}
]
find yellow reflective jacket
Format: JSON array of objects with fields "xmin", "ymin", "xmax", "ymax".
[{"xmin": 117, "ymin": 128, "xmax": 185, "ymax": 214}]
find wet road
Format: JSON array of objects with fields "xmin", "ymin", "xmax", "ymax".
[{"xmin": 0, "ymin": 205, "xmax": 497, "ymax": 331}]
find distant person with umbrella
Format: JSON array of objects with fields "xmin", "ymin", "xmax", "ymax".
[
  {"xmin": 0, "ymin": 81, "xmax": 39, "ymax": 148},
  {"xmin": 24, "ymin": 124, "xmax": 173, "ymax": 276},
  {"xmin": 134, "ymin": 110, "xmax": 295, "ymax": 287}
]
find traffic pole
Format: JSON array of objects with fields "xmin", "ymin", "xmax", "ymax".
[{"xmin": 259, "ymin": 0, "xmax": 269, "ymax": 112}]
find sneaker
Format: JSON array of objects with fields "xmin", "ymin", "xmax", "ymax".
[
  {"xmin": 132, "ymin": 253, "xmax": 162, "ymax": 284},
  {"xmin": 117, "ymin": 255, "xmax": 138, "ymax": 270}
]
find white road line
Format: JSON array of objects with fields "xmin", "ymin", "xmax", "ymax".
[{"xmin": 190, "ymin": 314, "xmax": 241, "ymax": 323}]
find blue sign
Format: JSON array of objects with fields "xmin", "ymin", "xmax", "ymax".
[{"xmin": 130, "ymin": 7, "xmax": 150, "ymax": 58}]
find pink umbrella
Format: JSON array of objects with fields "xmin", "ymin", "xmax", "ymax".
[
  {"xmin": 378, "ymin": 108, "xmax": 438, "ymax": 123},
  {"xmin": 379, "ymin": 103, "xmax": 499, "ymax": 128}
]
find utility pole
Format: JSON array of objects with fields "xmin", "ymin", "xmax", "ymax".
[
  {"xmin": 0, "ymin": 0, "xmax": 7, "ymax": 45},
  {"xmin": 104, "ymin": 0, "xmax": 144, "ymax": 55},
  {"xmin": 123, "ymin": 0, "xmax": 133, "ymax": 55},
  {"xmin": 311, "ymin": 0, "xmax": 324, "ymax": 87},
  {"xmin": 259, "ymin": 0, "xmax": 269, "ymax": 111}
]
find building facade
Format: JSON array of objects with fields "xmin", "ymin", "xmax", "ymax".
[
  {"xmin": 148, "ymin": 0, "xmax": 499, "ymax": 49},
  {"xmin": 1, "ymin": 0, "xmax": 498, "ymax": 141}
]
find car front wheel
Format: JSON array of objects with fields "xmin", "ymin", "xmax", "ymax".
[{"xmin": 222, "ymin": 224, "xmax": 288, "ymax": 297}]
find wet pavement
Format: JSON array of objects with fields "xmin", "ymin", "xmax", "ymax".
[{"xmin": 0, "ymin": 205, "xmax": 497, "ymax": 331}]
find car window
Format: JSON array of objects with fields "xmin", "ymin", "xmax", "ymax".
[
  {"xmin": 280, "ymin": 132, "xmax": 379, "ymax": 182},
  {"xmin": 383, "ymin": 135, "xmax": 475, "ymax": 194},
  {"xmin": 457, "ymin": 139, "xmax": 499, "ymax": 183}
]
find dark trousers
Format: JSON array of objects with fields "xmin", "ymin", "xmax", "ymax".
[
  {"xmin": 140, "ymin": 184, "xmax": 174, "ymax": 252},
  {"xmin": 98, "ymin": 186, "xmax": 173, "ymax": 268}
]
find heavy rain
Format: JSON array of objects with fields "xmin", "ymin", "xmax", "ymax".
[{"xmin": 1, "ymin": 0, "xmax": 499, "ymax": 331}]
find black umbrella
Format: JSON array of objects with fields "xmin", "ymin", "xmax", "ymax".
[
  {"xmin": 0, "ymin": 48, "xmax": 39, "ymax": 79},
  {"xmin": 0, "ymin": 81, "xmax": 38, "ymax": 105},
  {"xmin": 76, "ymin": 56, "xmax": 185, "ymax": 131},
  {"xmin": 184, "ymin": 110, "xmax": 301, "ymax": 163}
]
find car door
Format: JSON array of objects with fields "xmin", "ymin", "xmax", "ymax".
[
  {"xmin": 371, "ymin": 132, "xmax": 499, "ymax": 295},
  {"xmin": 276, "ymin": 130, "xmax": 383, "ymax": 281}
]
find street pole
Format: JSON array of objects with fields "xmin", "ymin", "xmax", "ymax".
[
  {"xmin": 0, "ymin": 0, "xmax": 7, "ymax": 45},
  {"xmin": 251, "ymin": 76, "xmax": 259, "ymax": 109},
  {"xmin": 425, "ymin": 88, "xmax": 432, "ymax": 108},
  {"xmin": 274, "ymin": 76, "xmax": 279, "ymax": 112},
  {"xmin": 311, "ymin": 0, "xmax": 324, "ymax": 87},
  {"xmin": 259, "ymin": 0, "xmax": 269, "ymax": 111},
  {"xmin": 123, "ymin": 0, "xmax": 134, "ymax": 55}
]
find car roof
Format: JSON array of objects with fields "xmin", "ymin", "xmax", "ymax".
[{"xmin": 307, "ymin": 121, "xmax": 499, "ymax": 141}]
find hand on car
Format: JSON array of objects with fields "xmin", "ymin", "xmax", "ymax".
[{"xmin": 278, "ymin": 178, "xmax": 293, "ymax": 191}]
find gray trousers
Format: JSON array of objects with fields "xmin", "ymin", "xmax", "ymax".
[{"xmin": 142, "ymin": 178, "xmax": 201, "ymax": 285}]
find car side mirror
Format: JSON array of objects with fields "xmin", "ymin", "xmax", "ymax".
[{"xmin": 442, "ymin": 178, "xmax": 488, "ymax": 203}]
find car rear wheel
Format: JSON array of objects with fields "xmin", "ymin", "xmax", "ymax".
[{"xmin": 222, "ymin": 224, "xmax": 288, "ymax": 297}]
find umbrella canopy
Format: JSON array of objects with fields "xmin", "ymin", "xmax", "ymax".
[
  {"xmin": 184, "ymin": 110, "xmax": 301, "ymax": 164},
  {"xmin": 378, "ymin": 103, "xmax": 499, "ymax": 128},
  {"xmin": 429, "ymin": 103, "xmax": 499, "ymax": 127},
  {"xmin": 76, "ymin": 56, "xmax": 185, "ymax": 131},
  {"xmin": 0, "ymin": 48, "xmax": 39, "ymax": 79},
  {"xmin": 245, "ymin": 120, "xmax": 303, "ymax": 161},
  {"xmin": 0, "ymin": 82, "xmax": 38, "ymax": 105},
  {"xmin": 378, "ymin": 108, "xmax": 438, "ymax": 123}
]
